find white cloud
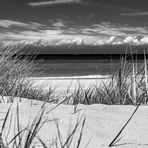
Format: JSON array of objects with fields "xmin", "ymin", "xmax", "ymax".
[
  {"xmin": 28, "ymin": 0, "xmax": 81, "ymax": 7},
  {"xmin": 95, "ymin": 36, "xmax": 124, "ymax": 46},
  {"xmin": 72, "ymin": 37, "xmax": 83, "ymax": 45},
  {"xmin": 3, "ymin": 30, "xmax": 62, "ymax": 40},
  {"xmin": 0, "ymin": 20, "xmax": 42, "ymax": 29},
  {"xmin": 52, "ymin": 21, "xmax": 65, "ymax": 28},
  {"xmin": 1, "ymin": 19, "xmax": 148, "ymax": 47},
  {"xmin": 0, "ymin": 28, "xmax": 99, "ymax": 46},
  {"xmin": 42, "ymin": 30, "xmax": 62, "ymax": 35},
  {"xmin": 90, "ymin": 23, "xmax": 148, "ymax": 37},
  {"xmin": 112, "ymin": 41, "xmax": 123, "ymax": 45},
  {"xmin": 140, "ymin": 36, "xmax": 148, "ymax": 44},
  {"xmin": 106, "ymin": 36, "xmax": 116, "ymax": 44},
  {"xmin": 82, "ymin": 26, "xmax": 127, "ymax": 37},
  {"xmin": 0, "ymin": 20, "xmax": 28, "ymax": 28},
  {"xmin": 106, "ymin": 36, "xmax": 124, "ymax": 45},
  {"xmin": 1, "ymin": 40, "xmax": 19, "ymax": 47},
  {"xmin": 123, "ymin": 36, "xmax": 139, "ymax": 45},
  {"xmin": 56, "ymin": 37, "xmax": 83, "ymax": 46},
  {"xmin": 94, "ymin": 40, "xmax": 105, "ymax": 46},
  {"xmin": 56, "ymin": 39, "xmax": 72, "ymax": 45},
  {"xmin": 3, "ymin": 34, "xmax": 148, "ymax": 47},
  {"xmin": 119, "ymin": 26, "xmax": 147, "ymax": 35}
]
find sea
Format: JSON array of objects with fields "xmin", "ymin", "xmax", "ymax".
[{"xmin": 37, "ymin": 59, "xmax": 144, "ymax": 78}]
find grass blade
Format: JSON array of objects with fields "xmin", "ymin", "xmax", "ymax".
[{"xmin": 109, "ymin": 104, "xmax": 140, "ymax": 147}]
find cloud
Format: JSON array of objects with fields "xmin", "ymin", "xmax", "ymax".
[
  {"xmin": 119, "ymin": 26, "xmax": 147, "ymax": 34},
  {"xmin": 2, "ymin": 32, "xmax": 148, "ymax": 47},
  {"xmin": 94, "ymin": 36, "xmax": 144, "ymax": 46},
  {"xmin": 106, "ymin": 36, "xmax": 116, "ymax": 44},
  {"xmin": 1, "ymin": 40, "xmax": 19, "ymax": 47},
  {"xmin": 112, "ymin": 41, "xmax": 123, "ymax": 45},
  {"xmin": 95, "ymin": 36, "xmax": 124, "ymax": 46},
  {"xmin": 56, "ymin": 37, "xmax": 83, "ymax": 45},
  {"xmin": 82, "ymin": 24, "xmax": 127, "ymax": 37},
  {"xmin": 28, "ymin": 0, "xmax": 81, "ymax": 7},
  {"xmin": 94, "ymin": 40, "xmax": 105, "ymax": 46},
  {"xmin": 1, "ymin": 19, "xmax": 148, "ymax": 46},
  {"xmin": 106, "ymin": 36, "xmax": 124, "ymax": 45},
  {"xmin": 0, "ymin": 20, "xmax": 29, "ymax": 28},
  {"xmin": 72, "ymin": 37, "xmax": 84, "ymax": 45},
  {"xmin": 81, "ymin": 22, "xmax": 148, "ymax": 37},
  {"xmin": 140, "ymin": 37, "xmax": 148, "ymax": 44},
  {"xmin": 0, "ymin": 30, "xmax": 63, "ymax": 43},
  {"xmin": 0, "ymin": 20, "xmax": 42, "ymax": 29},
  {"xmin": 121, "ymin": 11, "xmax": 148, "ymax": 16},
  {"xmin": 1, "ymin": 29, "xmax": 100, "ymax": 46},
  {"xmin": 123, "ymin": 36, "xmax": 139, "ymax": 45},
  {"xmin": 56, "ymin": 39, "xmax": 72, "ymax": 45},
  {"xmin": 52, "ymin": 21, "xmax": 65, "ymax": 28},
  {"xmin": 1, "ymin": 18, "xmax": 148, "ymax": 47}
]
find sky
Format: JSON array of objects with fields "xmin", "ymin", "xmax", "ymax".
[{"xmin": 0, "ymin": 0, "xmax": 148, "ymax": 48}]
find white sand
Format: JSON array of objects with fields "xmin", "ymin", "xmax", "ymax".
[
  {"xmin": 26, "ymin": 75, "xmax": 112, "ymax": 97},
  {"xmin": 0, "ymin": 97, "xmax": 148, "ymax": 148}
]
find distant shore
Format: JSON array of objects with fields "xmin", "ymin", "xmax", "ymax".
[{"xmin": 22, "ymin": 54, "xmax": 148, "ymax": 61}]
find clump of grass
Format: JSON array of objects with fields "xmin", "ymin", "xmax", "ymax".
[
  {"xmin": 67, "ymin": 53, "xmax": 148, "ymax": 105},
  {"xmin": 46, "ymin": 114, "xmax": 86, "ymax": 148},
  {"xmin": 0, "ymin": 103, "xmax": 47, "ymax": 148},
  {"xmin": 0, "ymin": 103, "xmax": 87, "ymax": 148},
  {"xmin": 0, "ymin": 46, "xmax": 56, "ymax": 103},
  {"xmin": 108, "ymin": 52, "xmax": 148, "ymax": 146},
  {"xmin": 15, "ymin": 82, "xmax": 56, "ymax": 103}
]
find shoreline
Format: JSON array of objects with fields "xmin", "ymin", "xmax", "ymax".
[
  {"xmin": 27, "ymin": 74, "xmax": 111, "ymax": 80},
  {"xmin": 26, "ymin": 75, "xmax": 112, "ymax": 96}
]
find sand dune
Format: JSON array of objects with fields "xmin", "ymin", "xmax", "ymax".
[{"xmin": 0, "ymin": 98, "xmax": 148, "ymax": 148}]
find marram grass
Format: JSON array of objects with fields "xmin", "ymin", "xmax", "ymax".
[
  {"xmin": 0, "ymin": 46, "xmax": 148, "ymax": 105},
  {"xmin": 65, "ymin": 56, "xmax": 148, "ymax": 105}
]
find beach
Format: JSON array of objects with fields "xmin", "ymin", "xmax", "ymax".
[
  {"xmin": 0, "ymin": 97, "xmax": 148, "ymax": 148},
  {"xmin": 27, "ymin": 75, "xmax": 112, "ymax": 97}
]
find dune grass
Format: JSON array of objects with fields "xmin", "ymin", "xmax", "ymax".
[
  {"xmin": 0, "ymin": 46, "xmax": 56, "ymax": 103},
  {"xmin": 0, "ymin": 46, "xmax": 148, "ymax": 105},
  {"xmin": 0, "ymin": 103, "xmax": 86, "ymax": 148},
  {"xmin": 0, "ymin": 46, "xmax": 87, "ymax": 147},
  {"xmin": 66, "ymin": 54, "xmax": 148, "ymax": 105}
]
